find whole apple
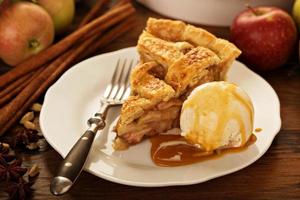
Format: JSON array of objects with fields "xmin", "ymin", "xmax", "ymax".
[
  {"xmin": 0, "ymin": 0, "xmax": 10, "ymax": 13},
  {"xmin": 231, "ymin": 7, "xmax": 297, "ymax": 71},
  {"xmin": 34, "ymin": 0, "xmax": 75, "ymax": 34},
  {"xmin": 0, "ymin": 2, "xmax": 54, "ymax": 66},
  {"xmin": 293, "ymin": 0, "xmax": 300, "ymax": 31}
]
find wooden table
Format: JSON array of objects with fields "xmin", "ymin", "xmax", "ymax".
[{"xmin": 1, "ymin": 2, "xmax": 300, "ymax": 199}]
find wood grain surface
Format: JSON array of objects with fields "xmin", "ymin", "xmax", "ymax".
[{"xmin": 0, "ymin": 2, "xmax": 300, "ymax": 200}]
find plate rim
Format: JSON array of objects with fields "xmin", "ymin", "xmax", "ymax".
[{"xmin": 40, "ymin": 46, "xmax": 282, "ymax": 187}]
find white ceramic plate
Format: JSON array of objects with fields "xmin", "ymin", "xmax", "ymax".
[{"xmin": 40, "ymin": 47, "xmax": 281, "ymax": 187}]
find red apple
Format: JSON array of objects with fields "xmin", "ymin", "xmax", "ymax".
[
  {"xmin": 0, "ymin": 2, "xmax": 54, "ymax": 66},
  {"xmin": 231, "ymin": 6, "xmax": 297, "ymax": 71},
  {"xmin": 34, "ymin": 0, "xmax": 75, "ymax": 34},
  {"xmin": 0, "ymin": 0, "xmax": 10, "ymax": 13}
]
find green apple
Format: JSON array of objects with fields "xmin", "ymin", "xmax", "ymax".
[
  {"xmin": 293, "ymin": 0, "xmax": 300, "ymax": 31},
  {"xmin": 33, "ymin": 0, "xmax": 75, "ymax": 34}
]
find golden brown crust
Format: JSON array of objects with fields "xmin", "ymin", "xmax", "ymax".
[
  {"xmin": 146, "ymin": 18, "xmax": 186, "ymax": 42},
  {"xmin": 114, "ymin": 18, "xmax": 241, "ymax": 149},
  {"xmin": 146, "ymin": 18, "xmax": 241, "ymax": 79},
  {"xmin": 137, "ymin": 31, "xmax": 193, "ymax": 68},
  {"xmin": 166, "ymin": 46, "xmax": 220, "ymax": 96},
  {"xmin": 130, "ymin": 62, "xmax": 175, "ymax": 102},
  {"xmin": 117, "ymin": 96, "xmax": 155, "ymax": 126}
]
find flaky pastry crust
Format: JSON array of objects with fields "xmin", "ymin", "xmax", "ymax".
[{"xmin": 114, "ymin": 18, "xmax": 241, "ymax": 149}]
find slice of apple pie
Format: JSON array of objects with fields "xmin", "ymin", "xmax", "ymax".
[{"xmin": 114, "ymin": 18, "xmax": 241, "ymax": 150}]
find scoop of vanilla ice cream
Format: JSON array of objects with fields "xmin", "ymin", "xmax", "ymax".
[{"xmin": 180, "ymin": 81, "xmax": 254, "ymax": 152}]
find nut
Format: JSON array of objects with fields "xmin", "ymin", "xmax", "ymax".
[
  {"xmin": 1, "ymin": 142, "xmax": 10, "ymax": 149},
  {"xmin": 33, "ymin": 117, "xmax": 41, "ymax": 132},
  {"xmin": 20, "ymin": 112, "xmax": 34, "ymax": 125},
  {"xmin": 37, "ymin": 139, "xmax": 48, "ymax": 151},
  {"xmin": 28, "ymin": 164, "xmax": 39, "ymax": 177},
  {"xmin": 26, "ymin": 142, "xmax": 39, "ymax": 150},
  {"xmin": 23, "ymin": 121, "xmax": 37, "ymax": 130},
  {"xmin": 37, "ymin": 132, "xmax": 43, "ymax": 137},
  {"xmin": 31, "ymin": 103, "xmax": 42, "ymax": 112},
  {"xmin": 0, "ymin": 142, "xmax": 10, "ymax": 153}
]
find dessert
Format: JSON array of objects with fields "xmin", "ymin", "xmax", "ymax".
[
  {"xmin": 180, "ymin": 81, "xmax": 254, "ymax": 152},
  {"xmin": 114, "ymin": 18, "xmax": 241, "ymax": 149}
]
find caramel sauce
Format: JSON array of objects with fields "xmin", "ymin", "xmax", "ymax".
[
  {"xmin": 255, "ymin": 128, "xmax": 262, "ymax": 132},
  {"xmin": 150, "ymin": 134, "xmax": 256, "ymax": 167}
]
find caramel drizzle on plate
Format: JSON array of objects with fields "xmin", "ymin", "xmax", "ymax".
[{"xmin": 150, "ymin": 134, "xmax": 257, "ymax": 167}]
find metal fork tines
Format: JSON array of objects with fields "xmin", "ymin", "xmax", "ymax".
[
  {"xmin": 103, "ymin": 59, "xmax": 133, "ymax": 105},
  {"xmin": 50, "ymin": 59, "xmax": 135, "ymax": 196},
  {"xmin": 94, "ymin": 59, "xmax": 134, "ymax": 123}
]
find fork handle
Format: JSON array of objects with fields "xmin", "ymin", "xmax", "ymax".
[{"xmin": 50, "ymin": 106, "xmax": 107, "ymax": 196}]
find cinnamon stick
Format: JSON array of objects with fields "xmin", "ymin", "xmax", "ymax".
[
  {"xmin": 78, "ymin": 0, "xmax": 109, "ymax": 28},
  {"xmin": 0, "ymin": 35, "xmax": 100, "ymax": 135},
  {"xmin": 0, "ymin": 6, "xmax": 135, "ymax": 136},
  {"xmin": 0, "ymin": 71, "xmax": 33, "ymax": 98},
  {"xmin": 0, "ymin": 3, "xmax": 134, "ymax": 88},
  {"xmin": 82, "ymin": 0, "xmax": 130, "ymax": 40},
  {"xmin": 0, "ymin": 51, "xmax": 71, "ymax": 134},
  {"xmin": 114, "ymin": 0, "xmax": 132, "ymax": 7},
  {"xmin": 81, "ymin": 17, "xmax": 136, "ymax": 58},
  {"xmin": 0, "ymin": 79, "xmax": 31, "ymax": 107},
  {"xmin": 0, "ymin": 67, "xmax": 44, "ymax": 107}
]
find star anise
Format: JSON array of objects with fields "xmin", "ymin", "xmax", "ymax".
[
  {"xmin": 5, "ymin": 178, "xmax": 34, "ymax": 200},
  {"xmin": 14, "ymin": 127, "xmax": 39, "ymax": 148},
  {"xmin": 0, "ymin": 142, "xmax": 15, "ymax": 164},
  {"xmin": 0, "ymin": 152, "xmax": 15, "ymax": 163},
  {"xmin": 0, "ymin": 159, "xmax": 27, "ymax": 181}
]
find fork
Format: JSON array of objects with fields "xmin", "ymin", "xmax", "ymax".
[{"xmin": 50, "ymin": 59, "xmax": 134, "ymax": 196}]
